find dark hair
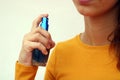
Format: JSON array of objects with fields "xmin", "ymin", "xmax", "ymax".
[{"xmin": 110, "ymin": 0, "xmax": 120, "ymax": 70}]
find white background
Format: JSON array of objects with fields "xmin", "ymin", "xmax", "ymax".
[{"xmin": 0, "ymin": 0, "xmax": 84, "ymax": 80}]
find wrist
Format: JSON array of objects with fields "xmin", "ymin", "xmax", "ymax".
[{"xmin": 18, "ymin": 56, "xmax": 32, "ymax": 66}]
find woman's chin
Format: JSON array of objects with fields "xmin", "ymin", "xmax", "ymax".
[
  {"xmin": 77, "ymin": 9, "xmax": 105, "ymax": 17},
  {"xmin": 77, "ymin": 10, "xmax": 95, "ymax": 17}
]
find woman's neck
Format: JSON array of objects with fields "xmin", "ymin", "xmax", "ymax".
[{"xmin": 81, "ymin": 7, "xmax": 118, "ymax": 46}]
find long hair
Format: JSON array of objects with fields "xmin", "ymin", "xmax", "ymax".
[{"xmin": 110, "ymin": 0, "xmax": 120, "ymax": 70}]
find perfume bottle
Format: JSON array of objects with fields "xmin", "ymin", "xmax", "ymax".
[{"xmin": 32, "ymin": 17, "xmax": 49, "ymax": 66}]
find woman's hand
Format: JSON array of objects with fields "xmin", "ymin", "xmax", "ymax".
[{"xmin": 18, "ymin": 14, "xmax": 55, "ymax": 66}]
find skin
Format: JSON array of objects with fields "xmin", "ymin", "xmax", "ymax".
[
  {"xmin": 18, "ymin": 0, "xmax": 119, "ymax": 66},
  {"xmin": 72, "ymin": 0, "xmax": 118, "ymax": 45}
]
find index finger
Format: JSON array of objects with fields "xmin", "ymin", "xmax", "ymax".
[{"xmin": 31, "ymin": 14, "xmax": 48, "ymax": 31}]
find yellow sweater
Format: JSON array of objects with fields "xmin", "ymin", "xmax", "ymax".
[{"xmin": 15, "ymin": 34, "xmax": 120, "ymax": 80}]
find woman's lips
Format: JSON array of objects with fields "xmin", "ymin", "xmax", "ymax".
[{"xmin": 79, "ymin": 0, "xmax": 91, "ymax": 5}]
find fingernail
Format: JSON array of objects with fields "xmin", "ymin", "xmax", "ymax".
[
  {"xmin": 47, "ymin": 45, "xmax": 50, "ymax": 49},
  {"xmin": 44, "ymin": 51, "xmax": 48, "ymax": 55}
]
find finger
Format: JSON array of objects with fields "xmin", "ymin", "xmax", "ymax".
[
  {"xmin": 31, "ymin": 27, "xmax": 52, "ymax": 41},
  {"xmin": 31, "ymin": 14, "xmax": 48, "ymax": 30},
  {"xmin": 24, "ymin": 32, "xmax": 48, "ymax": 47},
  {"xmin": 24, "ymin": 30, "xmax": 54, "ymax": 49},
  {"xmin": 29, "ymin": 33, "xmax": 50, "ymax": 47},
  {"xmin": 26, "ymin": 41, "xmax": 48, "ymax": 55},
  {"xmin": 50, "ymin": 41, "xmax": 55, "ymax": 48}
]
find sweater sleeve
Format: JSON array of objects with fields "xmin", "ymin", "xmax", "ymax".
[{"xmin": 15, "ymin": 61, "xmax": 38, "ymax": 80}]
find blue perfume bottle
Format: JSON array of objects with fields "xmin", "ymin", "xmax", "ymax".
[{"xmin": 32, "ymin": 17, "xmax": 49, "ymax": 66}]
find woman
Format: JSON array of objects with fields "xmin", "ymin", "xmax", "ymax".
[{"xmin": 15, "ymin": 0, "xmax": 120, "ymax": 80}]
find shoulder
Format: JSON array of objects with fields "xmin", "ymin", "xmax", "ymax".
[{"xmin": 54, "ymin": 34, "xmax": 80, "ymax": 51}]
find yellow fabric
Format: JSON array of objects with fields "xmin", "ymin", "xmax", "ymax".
[
  {"xmin": 15, "ymin": 61, "xmax": 38, "ymax": 80},
  {"xmin": 15, "ymin": 34, "xmax": 120, "ymax": 80}
]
